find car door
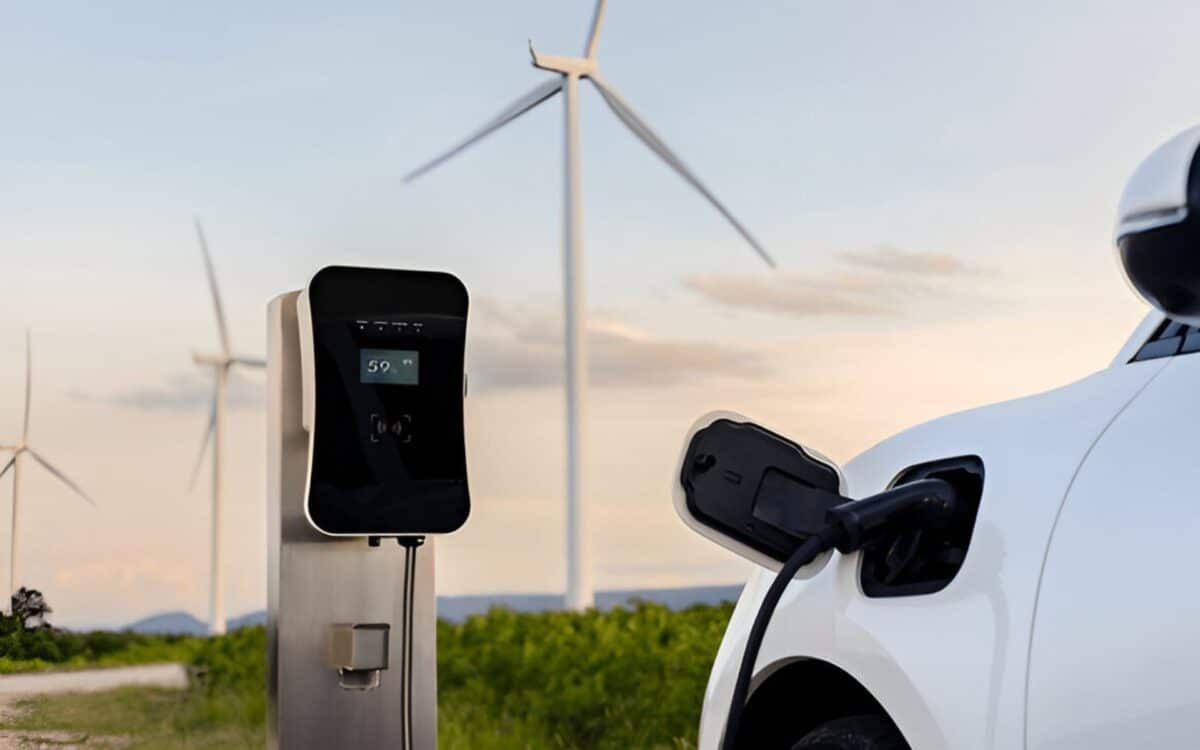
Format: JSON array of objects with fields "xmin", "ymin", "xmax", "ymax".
[{"xmin": 1027, "ymin": 340, "xmax": 1200, "ymax": 748}]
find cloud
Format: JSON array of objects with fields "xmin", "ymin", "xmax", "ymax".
[
  {"xmin": 838, "ymin": 245, "xmax": 982, "ymax": 276},
  {"xmin": 683, "ymin": 272, "xmax": 896, "ymax": 317},
  {"xmin": 684, "ymin": 245, "xmax": 987, "ymax": 319},
  {"xmin": 73, "ymin": 371, "xmax": 264, "ymax": 413},
  {"xmin": 469, "ymin": 299, "xmax": 770, "ymax": 389}
]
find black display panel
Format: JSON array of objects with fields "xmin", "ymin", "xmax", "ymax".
[{"xmin": 305, "ymin": 266, "xmax": 469, "ymax": 535}]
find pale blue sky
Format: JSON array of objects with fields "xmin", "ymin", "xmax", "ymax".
[
  {"xmin": 6, "ymin": 0, "xmax": 1199, "ymax": 329},
  {"xmin": 1, "ymin": 0, "xmax": 1198, "ymax": 626}
]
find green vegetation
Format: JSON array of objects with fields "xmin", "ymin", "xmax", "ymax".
[
  {"xmin": 0, "ymin": 587, "xmax": 202, "ymax": 674},
  {"xmin": 0, "ymin": 601, "xmax": 734, "ymax": 749},
  {"xmin": 0, "ymin": 628, "xmax": 202, "ymax": 675},
  {"xmin": 439, "ymin": 602, "xmax": 731, "ymax": 749}
]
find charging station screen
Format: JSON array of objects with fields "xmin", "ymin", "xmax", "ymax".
[
  {"xmin": 360, "ymin": 349, "xmax": 419, "ymax": 385},
  {"xmin": 305, "ymin": 266, "xmax": 469, "ymax": 536}
]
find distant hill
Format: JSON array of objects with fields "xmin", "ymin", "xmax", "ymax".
[
  {"xmin": 123, "ymin": 585, "xmax": 743, "ymax": 634},
  {"xmin": 124, "ymin": 609, "xmax": 266, "ymax": 635},
  {"xmin": 124, "ymin": 611, "xmax": 207, "ymax": 635},
  {"xmin": 228, "ymin": 610, "xmax": 267, "ymax": 630}
]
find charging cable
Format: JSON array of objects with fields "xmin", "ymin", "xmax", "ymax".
[
  {"xmin": 398, "ymin": 536, "xmax": 425, "ymax": 750},
  {"xmin": 720, "ymin": 478, "xmax": 957, "ymax": 750}
]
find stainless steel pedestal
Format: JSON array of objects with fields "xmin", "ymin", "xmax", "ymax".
[{"xmin": 267, "ymin": 292, "xmax": 437, "ymax": 749}]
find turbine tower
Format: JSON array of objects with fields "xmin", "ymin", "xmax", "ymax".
[
  {"xmin": 189, "ymin": 220, "xmax": 265, "ymax": 635},
  {"xmin": 0, "ymin": 331, "xmax": 97, "ymax": 601},
  {"xmin": 405, "ymin": 0, "xmax": 774, "ymax": 610}
]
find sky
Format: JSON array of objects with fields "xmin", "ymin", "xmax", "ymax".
[{"xmin": 1, "ymin": 0, "xmax": 1198, "ymax": 628}]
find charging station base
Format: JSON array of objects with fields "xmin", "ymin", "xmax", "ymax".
[{"xmin": 267, "ymin": 292, "xmax": 437, "ymax": 749}]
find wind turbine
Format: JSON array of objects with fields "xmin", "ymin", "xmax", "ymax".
[
  {"xmin": 0, "ymin": 331, "xmax": 97, "ymax": 601},
  {"xmin": 405, "ymin": 0, "xmax": 775, "ymax": 610},
  {"xmin": 189, "ymin": 220, "xmax": 265, "ymax": 636}
]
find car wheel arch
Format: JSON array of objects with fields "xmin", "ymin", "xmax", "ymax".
[{"xmin": 735, "ymin": 657, "xmax": 908, "ymax": 749}]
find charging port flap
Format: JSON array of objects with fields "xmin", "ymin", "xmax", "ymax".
[{"xmin": 675, "ymin": 412, "xmax": 848, "ymax": 570}]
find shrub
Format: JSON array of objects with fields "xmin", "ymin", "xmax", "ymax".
[
  {"xmin": 0, "ymin": 597, "xmax": 202, "ymax": 673},
  {"xmin": 182, "ymin": 626, "xmax": 267, "ymax": 741},
  {"xmin": 438, "ymin": 601, "xmax": 732, "ymax": 749}
]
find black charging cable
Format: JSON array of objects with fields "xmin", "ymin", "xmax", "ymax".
[
  {"xmin": 721, "ymin": 526, "xmax": 840, "ymax": 750},
  {"xmin": 365, "ymin": 535, "xmax": 426, "ymax": 749},
  {"xmin": 720, "ymin": 478, "xmax": 957, "ymax": 750},
  {"xmin": 397, "ymin": 536, "xmax": 425, "ymax": 750}
]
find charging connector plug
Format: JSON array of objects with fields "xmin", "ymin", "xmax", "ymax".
[{"xmin": 826, "ymin": 477, "xmax": 958, "ymax": 554}]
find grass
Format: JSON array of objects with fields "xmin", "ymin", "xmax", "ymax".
[
  {"xmin": 3, "ymin": 688, "xmax": 264, "ymax": 749},
  {"xmin": 4, "ymin": 692, "xmax": 688, "ymax": 750},
  {"xmin": 0, "ymin": 602, "xmax": 733, "ymax": 749}
]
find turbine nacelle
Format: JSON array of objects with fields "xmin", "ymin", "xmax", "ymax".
[
  {"xmin": 529, "ymin": 42, "xmax": 595, "ymax": 77},
  {"xmin": 192, "ymin": 352, "xmax": 229, "ymax": 368}
]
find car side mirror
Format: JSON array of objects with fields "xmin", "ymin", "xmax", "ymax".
[
  {"xmin": 1116, "ymin": 124, "xmax": 1200, "ymax": 325},
  {"xmin": 673, "ymin": 412, "xmax": 848, "ymax": 572}
]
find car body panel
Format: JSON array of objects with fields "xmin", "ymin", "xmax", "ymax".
[
  {"xmin": 1027, "ymin": 351, "xmax": 1200, "ymax": 749},
  {"xmin": 697, "ymin": 353, "xmax": 1171, "ymax": 750}
]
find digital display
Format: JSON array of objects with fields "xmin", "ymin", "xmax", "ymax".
[{"xmin": 360, "ymin": 348, "xmax": 419, "ymax": 385}]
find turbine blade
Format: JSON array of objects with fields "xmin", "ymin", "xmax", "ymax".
[
  {"xmin": 189, "ymin": 398, "xmax": 217, "ymax": 491},
  {"xmin": 0, "ymin": 455, "xmax": 15, "ymax": 481},
  {"xmin": 27, "ymin": 449, "xmax": 96, "ymax": 507},
  {"xmin": 195, "ymin": 219, "xmax": 232, "ymax": 357},
  {"xmin": 22, "ymin": 330, "xmax": 31, "ymax": 441},
  {"xmin": 404, "ymin": 79, "xmax": 564, "ymax": 183},
  {"xmin": 232, "ymin": 356, "xmax": 266, "ymax": 368},
  {"xmin": 588, "ymin": 74, "xmax": 776, "ymax": 268},
  {"xmin": 583, "ymin": 0, "xmax": 608, "ymax": 59}
]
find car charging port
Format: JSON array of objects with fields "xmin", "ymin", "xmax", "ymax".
[{"xmin": 858, "ymin": 456, "xmax": 985, "ymax": 597}]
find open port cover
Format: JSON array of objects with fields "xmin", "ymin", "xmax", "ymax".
[{"xmin": 674, "ymin": 412, "xmax": 848, "ymax": 572}]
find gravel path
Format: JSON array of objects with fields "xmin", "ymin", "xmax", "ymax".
[
  {"xmin": 0, "ymin": 663, "xmax": 188, "ymax": 696},
  {"xmin": 0, "ymin": 663, "xmax": 188, "ymax": 749}
]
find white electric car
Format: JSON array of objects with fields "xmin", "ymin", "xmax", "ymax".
[{"xmin": 677, "ymin": 124, "xmax": 1200, "ymax": 750}]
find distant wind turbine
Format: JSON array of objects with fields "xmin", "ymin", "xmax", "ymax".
[
  {"xmin": 405, "ymin": 0, "xmax": 774, "ymax": 610},
  {"xmin": 0, "ymin": 331, "xmax": 97, "ymax": 601},
  {"xmin": 189, "ymin": 220, "xmax": 265, "ymax": 636}
]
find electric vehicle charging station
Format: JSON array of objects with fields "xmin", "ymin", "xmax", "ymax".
[{"xmin": 267, "ymin": 265, "xmax": 469, "ymax": 749}]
